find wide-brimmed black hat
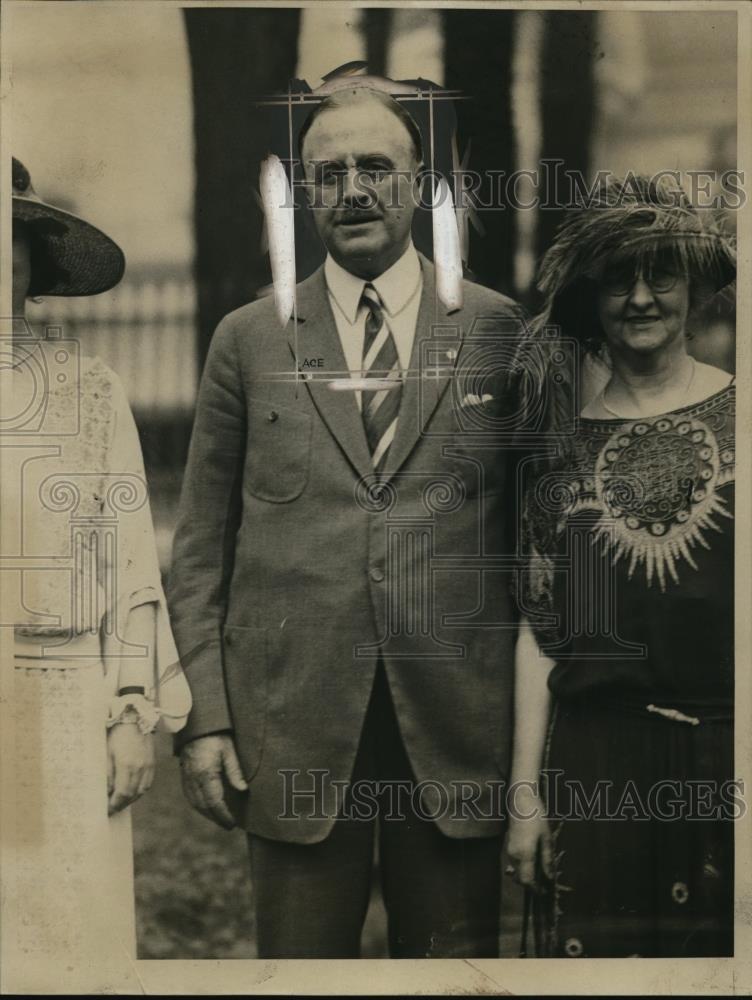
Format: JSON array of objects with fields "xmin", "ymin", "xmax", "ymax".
[{"xmin": 12, "ymin": 157, "xmax": 125, "ymax": 296}]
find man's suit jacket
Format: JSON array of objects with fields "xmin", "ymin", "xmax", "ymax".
[{"xmin": 169, "ymin": 255, "xmax": 527, "ymax": 843}]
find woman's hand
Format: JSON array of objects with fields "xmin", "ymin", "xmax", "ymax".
[
  {"xmin": 106, "ymin": 717, "xmax": 156, "ymax": 815},
  {"xmin": 508, "ymin": 620, "xmax": 556, "ymax": 892},
  {"xmin": 507, "ymin": 789, "xmax": 554, "ymax": 891}
]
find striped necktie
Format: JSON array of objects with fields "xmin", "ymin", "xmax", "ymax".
[{"xmin": 360, "ymin": 282, "xmax": 403, "ymax": 473}]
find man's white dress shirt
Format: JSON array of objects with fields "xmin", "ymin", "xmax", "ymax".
[{"xmin": 324, "ymin": 242, "xmax": 423, "ymax": 410}]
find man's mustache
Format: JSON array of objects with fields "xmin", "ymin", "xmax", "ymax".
[{"xmin": 335, "ymin": 209, "xmax": 382, "ymax": 223}]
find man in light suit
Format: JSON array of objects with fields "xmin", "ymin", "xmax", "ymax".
[{"xmin": 169, "ymin": 85, "xmax": 527, "ymax": 958}]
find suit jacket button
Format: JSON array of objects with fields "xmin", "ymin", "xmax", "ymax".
[
  {"xmin": 268, "ymin": 410, "xmax": 279, "ymax": 422},
  {"xmin": 370, "ymin": 567, "xmax": 384, "ymax": 582}
]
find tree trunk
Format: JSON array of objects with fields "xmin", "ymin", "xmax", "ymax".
[
  {"xmin": 443, "ymin": 10, "xmax": 517, "ymax": 295},
  {"xmin": 536, "ymin": 11, "xmax": 597, "ymax": 266},
  {"xmin": 183, "ymin": 9, "xmax": 301, "ymax": 369},
  {"xmin": 363, "ymin": 8, "xmax": 392, "ymax": 78}
]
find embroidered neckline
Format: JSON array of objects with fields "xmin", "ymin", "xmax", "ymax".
[
  {"xmin": 579, "ymin": 381, "xmax": 735, "ymax": 429},
  {"xmin": 526, "ymin": 386, "xmax": 735, "ymax": 591}
]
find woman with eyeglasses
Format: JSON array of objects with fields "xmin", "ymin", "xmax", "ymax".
[{"xmin": 506, "ymin": 175, "xmax": 736, "ymax": 957}]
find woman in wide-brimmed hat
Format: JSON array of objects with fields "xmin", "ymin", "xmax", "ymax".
[
  {"xmin": 506, "ymin": 174, "xmax": 736, "ymax": 957},
  {"xmin": 7, "ymin": 157, "xmax": 191, "ymax": 988}
]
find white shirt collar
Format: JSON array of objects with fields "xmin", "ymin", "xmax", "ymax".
[{"xmin": 324, "ymin": 242, "xmax": 422, "ymax": 324}]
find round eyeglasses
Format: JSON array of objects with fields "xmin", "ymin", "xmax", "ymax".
[{"xmin": 599, "ymin": 261, "xmax": 681, "ymax": 296}]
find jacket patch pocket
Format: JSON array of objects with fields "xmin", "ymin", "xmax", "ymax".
[
  {"xmin": 245, "ymin": 399, "xmax": 312, "ymax": 502},
  {"xmin": 222, "ymin": 624, "xmax": 268, "ymax": 781}
]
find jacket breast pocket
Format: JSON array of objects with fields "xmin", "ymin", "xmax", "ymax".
[
  {"xmin": 222, "ymin": 624, "xmax": 268, "ymax": 780},
  {"xmin": 245, "ymin": 399, "xmax": 312, "ymax": 502},
  {"xmin": 446, "ymin": 390, "xmax": 512, "ymax": 497}
]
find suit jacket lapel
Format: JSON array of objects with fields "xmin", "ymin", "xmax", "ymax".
[
  {"xmin": 287, "ymin": 268, "xmax": 373, "ymax": 481},
  {"xmin": 381, "ymin": 256, "xmax": 462, "ymax": 482}
]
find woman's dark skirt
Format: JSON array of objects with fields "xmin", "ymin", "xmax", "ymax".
[{"xmin": 532, "ymin": 698, "xmax": 734, "ymax": 958}]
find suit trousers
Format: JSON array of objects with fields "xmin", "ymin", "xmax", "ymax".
[{"xmin": 247, "ymin": 659, "xmax": 503, "ymax": 958}]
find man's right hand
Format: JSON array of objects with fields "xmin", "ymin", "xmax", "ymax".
[{"xmin": 179, "ymin": 733, "xmax": 248, "ymax": 830}]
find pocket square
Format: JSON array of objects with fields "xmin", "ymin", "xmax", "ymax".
[{"xmin": 460, "ymin": 392, "xmax": 494, "ymax": 408}]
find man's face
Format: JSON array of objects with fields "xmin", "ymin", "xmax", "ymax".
[{"xmin": 302, "ymin": 100, "xmax": 421, "ymax": 279}]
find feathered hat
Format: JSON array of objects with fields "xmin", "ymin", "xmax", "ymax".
[{"xmin": 536, "ymin": 173, "xmax": 736, "ymax": 311}]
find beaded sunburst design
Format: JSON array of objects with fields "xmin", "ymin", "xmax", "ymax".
[{"xmin": 592, "ymin": 411, "xmax": 734, "ymax": 589}]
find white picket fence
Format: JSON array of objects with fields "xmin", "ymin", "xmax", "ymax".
[{"xmin": 26, "ymin": 275, "xmax": 199, "ymax": 415}]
